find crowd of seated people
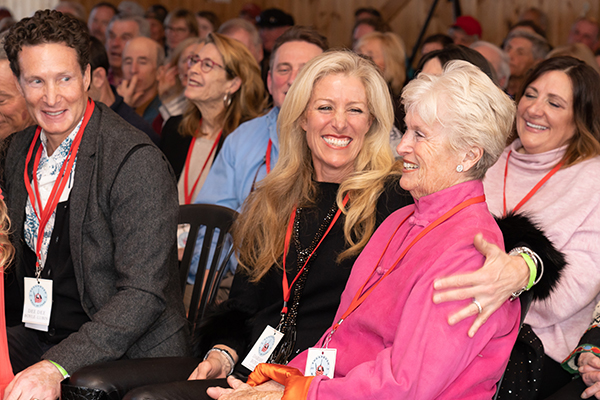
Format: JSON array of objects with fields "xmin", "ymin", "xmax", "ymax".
[{"xmin": 2, "ymin": 3, "xmax": 600, "ymax": 400}]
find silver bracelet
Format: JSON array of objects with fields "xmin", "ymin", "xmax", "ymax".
[
  {"xmin": 204, "ymin": 347, "xmax": 235, "ymax": 376},
  {"xmin": 508, "ymin": 246, "xmax": 544, "ymax": 301}
]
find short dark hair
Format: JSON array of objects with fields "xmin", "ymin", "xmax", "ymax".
[
  {"xmin": 91, "ymin": 2, "xmax": 118, "ymax": 15},
  {"xmin": 416, "ymin": 44, "xmax": 498, "ymax": 85},
  {"xmin": 421, "ymin": 33, "xmax": 454, "ymax": 51},
  {"xmin": 515, "ymin": 56, "xmax": 600, "ymax": 167},
  {"xmin": 4, "ymin": 9, "xmax": 90, "ymax": 78},
  {"xmin": 196, "ymin": 11, "xmax": 220, "ymax": 31},
  {"xmin": 352, "ymin": 17, "xmax": 390, "ymax": 36},
  {"xmin": 165, "ymin": 8, "xmax": 198, "ymax": 37},
  {"xmin": 269, "ymin": 26, "xmax": 329, "ymax": 70},
  {"xmin": 145, "ymin": 4, "xmax": 168, "ymax": 23},
  {"xmin": 89, "ymin": 35, "xmax": 109, "ymax": 72},
  {"xmin": 354, "ymin": 7, "xmax": 381, "ymax": 19},
  {"xmin": 509, "ymin": 20, "xmax": 547, "ymax": 39}
]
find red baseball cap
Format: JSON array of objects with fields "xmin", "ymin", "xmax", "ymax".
[{"xmin": 452, "ymin": 15, "xmax": 482, "ymax": 38}]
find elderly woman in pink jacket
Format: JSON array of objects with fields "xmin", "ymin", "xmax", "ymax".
[{"xmin": 208, "ymin": 60, "xmax": 520, "ymax": 400}]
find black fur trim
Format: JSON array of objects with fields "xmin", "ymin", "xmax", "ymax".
[
  {"xmin": 495, "ymin": 212, "xmax": 566, "ymax": 301},
  {"xmin": 192, "ymin": 300, "xmax": 254, "ymax": 358}
]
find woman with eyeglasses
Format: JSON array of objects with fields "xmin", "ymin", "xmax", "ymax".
[
  {"xmin": 164, "ymin": 9, "xmax": 199, "ymax": 56},
  {"xmin": 159, "ymin": 32, "xmax": 267, "ymax": 204}
]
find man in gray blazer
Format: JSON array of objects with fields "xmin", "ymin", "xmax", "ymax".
[{"xmin": 2, "ymin": 10, "xmax": 188, "ymax": 400}]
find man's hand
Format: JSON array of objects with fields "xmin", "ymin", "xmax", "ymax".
[
  {"xmin": 433, "ymin": 233, "xmax": 529, "ymax": 337},
  {"xmin": 188, "ymin": 358, "xmax": 228, "ymax": 380},
  {"xmin": 116, "ymin": 75, "xmax": 143, "ymax": 107},
  {"xmin": 4, "ymin": 360, "xmax": 63, "ymax": 400},
  {"xmin": 158, "ymin": 65, "xmax": 179, "ymax": 102}
]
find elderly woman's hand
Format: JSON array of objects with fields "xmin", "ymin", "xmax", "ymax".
[
  {"xmin": 579, "ymin": 353, "xmax": 600, "ymax": 399},
  {"xmin": 207, "ymin": 376, "xmax": 284, "ymax": 400},
  {"xmin": 432, "ymin": 233, "xmax": 530, "ymax": 337}
]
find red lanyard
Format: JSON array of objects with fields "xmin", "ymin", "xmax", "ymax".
[
  {"xmin": 266, "ymin": 139, "xmax": 272, "ymax": 174},
  {"xmin": 323, "ymin": 194, "xmax": 486, "ymax": 346},
  {"xmin": 183, "ymin": 129, "xmax": 222, "ymax": 204},
  {"xmin": 502, "ymin": 150, "xmax": 564, "ymax": 216},
  {"xmin": 280, "ymin": 193, "xmax": 349, "ymax": 314},
  {"xmin": 24, "ymin": 99, "xmax": 95, "ymax": 273}
]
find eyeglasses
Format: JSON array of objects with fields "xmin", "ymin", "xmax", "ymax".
[
  {"xmin": 187, "ymin": 55, "xmax": 226, "ymax": 73},
  {"xmin": 165, "ymin": 26, "xmax": 189, "ymax": 34}
]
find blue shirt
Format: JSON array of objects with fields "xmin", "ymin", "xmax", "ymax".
[
  {"xmin": 195, "ymin": 107, "xmax": 280, "ymax": 211},
  {"xmin": 187, "ymin": 107, "xmax": 280, "ymax": 282}
]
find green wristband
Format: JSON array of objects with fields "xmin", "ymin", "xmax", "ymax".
[
  {"xmin": 520, "ymin": 252, "xmax": 537, "ymax": 290},
  {"xmin": 48, "ymin": 360, "xmax": 69, "ymax": 379}
]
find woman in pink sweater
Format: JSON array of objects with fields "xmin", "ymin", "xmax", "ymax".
[
  {"xmin": 484, "ymin": 56, "xmax": 600, "ymax": 399},
  {"xmin": 207, "ymin": 60, "xmax": 520, "ymax": 400}
]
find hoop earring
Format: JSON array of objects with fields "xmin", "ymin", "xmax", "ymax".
[
  {"xmin": 456, "ymin": 164, "xmax": 464, "ymax": 173},
  {"xmin": 223, "ymin": 92, "xmax": 232, "ymax": 108}
]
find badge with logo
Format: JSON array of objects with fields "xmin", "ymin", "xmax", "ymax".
[
  {"xmin": 242, "ymin": 325, "xmax": 284, "ymax": 371},
  {"xmin": 305, "ymin": 348, "xmax": 336, "ymax": 379},
  {"xmin": 22, "ymin": 277, "xmax": 53, "ymax": 332}
]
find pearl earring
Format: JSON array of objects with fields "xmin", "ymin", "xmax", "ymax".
[{"xmin": 456, "ymin": 164, "xmax": 464, "ymax": 173}]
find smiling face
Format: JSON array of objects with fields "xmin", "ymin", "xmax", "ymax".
[
  {"xmin": 0, "ymin": 60, "xmax": 33, "ymax": 138},
  {"xmin": 300, "ymin": 73, "xmax": 372, "ymax": 183},
  {"xmin": 397, "ymin": 111, "xmax": 465, "ymax": 200},
  {"xmin": 517, "ymin": 70, "xmax": 576, "ymax": 154},
  {"xmin": 184, "ymin": 43, "xmax": 235, "ymax": 107},
  {"xmin": 17, "ymin": 43, "xmax": 90, "ymax": 150},
  {"xmin": 267, "ymin": 41, "xmax": 324, "ymax": 109}
]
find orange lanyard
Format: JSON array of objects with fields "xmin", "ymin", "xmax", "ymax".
[
  {"xmin": 502, "ymin": 150, "xmax": 564, "ymax": 216},
  {"xmin": 280, "ymin": 194, "xmax": 349, "ymax": 314},
  {"xmin": 322, "ymin": 194, "xmax": 486, "ymax": 347},
  {"xmin": 24, "ymin": 99, "xmax": 95, "ymax": 274},
  {"xmin": 183, "ymin": 128, "xmax": 222, "ymax": 204}
]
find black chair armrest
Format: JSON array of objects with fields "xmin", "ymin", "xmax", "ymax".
[{"xmin": 62, "ymin": 357, "xmax": 201, "ymax": 400}]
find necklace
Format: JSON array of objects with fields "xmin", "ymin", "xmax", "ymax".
[{"xmin": 268, "ymin": 200, "xmax": 339, "ymax": 365}]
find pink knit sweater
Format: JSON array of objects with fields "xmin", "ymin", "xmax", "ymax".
[{"xmin": 484, "ymin": 139, "xmax": 600, "ymax": 362}]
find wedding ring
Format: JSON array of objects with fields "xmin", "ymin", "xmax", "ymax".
[{"xmin": 472, "ymin": 299, "xmax": 483, "ymax": 314}]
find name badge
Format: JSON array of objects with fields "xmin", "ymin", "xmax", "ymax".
[
  {"xmin": 241, "ymin": 325, "xmax": 284, "ymax": 371},
  {"xmin": 22, "ymin": 277, "xmax": 53, "ymax": 332},
  {"xmin": 305, "ymin": 348, "xmax": 336, "ymax": 379}
]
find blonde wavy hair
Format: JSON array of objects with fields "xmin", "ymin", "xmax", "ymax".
[
  {"xmin": 179, "ymin": 32, "xmax": 267, "ymax": 138},
  {"xmin": 0, "ymin": 197, "xmax": 13, "ymax": 271},
  {"xmin": 354, "ymin": 31, "xmax": 407, "ymax": 96},
  {"xmin": 233, "ymin": 50, "xmax": 396, "ymax": 282}
]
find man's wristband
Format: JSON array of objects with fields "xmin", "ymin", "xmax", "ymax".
[
  {"xmin": 204, "ymin": 347, "xmax": 235, "ymax": 376},
  {"xmin": 48, "ymin": 360, "xmax": 70, "ymax": 379}
]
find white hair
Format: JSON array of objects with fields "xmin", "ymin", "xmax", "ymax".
[
  {"xmin": 402, "ymin": 60, "xmax": 516, "ymax": 179},
  {"xmin": 471, "ymin": 40, "xmax": 511, "ymax": 90}
]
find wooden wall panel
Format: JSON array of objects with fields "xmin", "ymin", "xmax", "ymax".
[{"xmin": 6, "ymin": 0, "xmax": 600, "ymax": 63}]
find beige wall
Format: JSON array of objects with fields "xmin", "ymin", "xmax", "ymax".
[{"xmin": 5, "ymin": 0, "xmax": 600, "ymax": 61}]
